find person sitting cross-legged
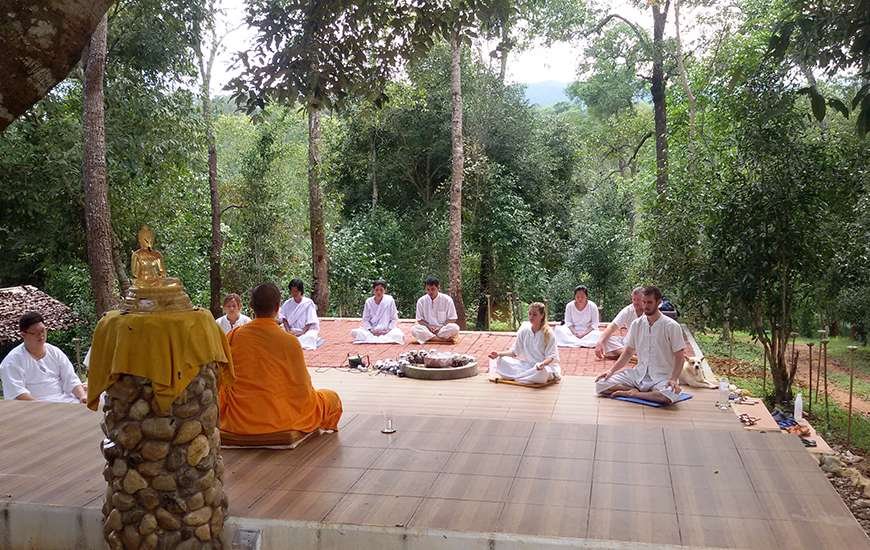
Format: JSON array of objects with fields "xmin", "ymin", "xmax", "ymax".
[
  {"xmin": 215, "ymin": 293, "xmax": 252, "ymax": 334},
  {"xmin": 488, "ymin": 302, "xmax": 561, "ymax": 385},
  {"xmin": 410, "ymin": 276, "xmax": 460, "ymax": 344},
  {"xmin": 279, "ymin": 278, "xmax": 324, "ymax": 350},
  {"xmin": 350, "ymin": 279, "xmax": 405, "ymax": 344},
  {"xmin": 554, "ymin": 285, "xmax": 601, "ymax": 348},
  {"xmin": 0, "ymin": 311, "xmax": 87, "ymax": 404},
  {"xmin": 595, "ymin": 285, "xmax": 686, "ymax": 405},
  {"xmin": 594, "ymin": 286, "xmax": 644, "ymax": 359},
  {"xmin": 219, "ymin": 283, "xmax": 342, "ymax": 441}
]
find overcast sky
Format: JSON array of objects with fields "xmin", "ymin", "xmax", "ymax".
[{"xmin": 210, "ymin": 1, "xmax": 706, "ymax": 94}]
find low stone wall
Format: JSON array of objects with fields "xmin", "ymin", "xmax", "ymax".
[{"xmin": 100, "ymin": 364, "xmax": 227, "ymax": 549}]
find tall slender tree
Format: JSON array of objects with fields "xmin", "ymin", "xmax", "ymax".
[
  {"xmin": 232, "ymin": 0, "xmax": 416, "ymax": 315},
  {"xmin": 448, "ymin": 31, "xmax": 467, "ymax": 328},
  {"xmin": 195, "ymin": 0, "xmax": 238, "ymax": 317},
  {"xmin": 81, "ymin": 15, "xmax": 117, "ymax": 316}
]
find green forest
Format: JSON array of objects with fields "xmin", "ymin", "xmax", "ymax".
[{"xmin": 1, "ymin": 0, "xmax": 867, "ymax": 405}]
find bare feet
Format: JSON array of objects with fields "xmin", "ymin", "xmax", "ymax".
[{"xmin": 611, "ymin": 389, "xmax": 640, "ymax": 398}]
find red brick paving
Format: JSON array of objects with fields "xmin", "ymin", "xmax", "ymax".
[{"xmin": 304, "ymin": 318, "xmax": 610, "ymax": 376}]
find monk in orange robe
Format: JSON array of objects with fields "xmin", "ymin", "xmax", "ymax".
[{"xmin": 219, "ymin": 283, "xmax": 342, "ymax": 436}]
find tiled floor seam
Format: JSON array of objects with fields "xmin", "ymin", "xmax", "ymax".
[
  {"xmin": 585, "ymin": 430, "xmax": 598, "ymax": 540},
  {"xmin": 662, "ymin": 431, "xmax": 683, "ymax": 546}
]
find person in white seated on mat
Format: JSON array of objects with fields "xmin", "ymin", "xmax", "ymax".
[
  {"xmin": 410, "ymin": 276, "xmax": 460, "ymax": 344},
  {"xmin": 279, "ymin": 278, "xmax": 324, "ymax": 350},
  {"xmin": 594, "ymin": 286, "xmax": 644, "ymax": 359},
  {"xmin": 216, "ymin": 293, "xmax": 252, "ymax": 334},
  {"xmin": 554, "ymin": 285, "xmax": 601, "ymax": 347},
  {"xmin": 351, "ymin": 279, "xmax": 405, "ymax": 344},
  {"xmin": 488, "ymin": 302, "xmax": 561, "ymax": 385},
  {"xmin": 595, "ymin": 286, "xmax": 686, "ymax": 405},
  {"xmin": 0, "ymin": 311, "xmax": 87, "ymax": 404}
]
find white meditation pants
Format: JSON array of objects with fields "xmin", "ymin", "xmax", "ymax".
[
  {"xmin": 411, "ymin": 323, "xmax": 460, "ymax": 343},
  {"xmin": 595, "ymin": 366, "xmax": 680, "ymax": 403},
  {"xmin": 554, "ymin": 325, "xmax": 625, "ymax": 352},
  {"xmin": 296, "ymin": 330, "xmax": 324, "ymax": 350},
  {"xmin": 350, "ymin": 327, "xmax": 405, "ymax": 344},
  {"xmin": 494, "ymin": 357, "xmax": 553, "ymax": 385}
]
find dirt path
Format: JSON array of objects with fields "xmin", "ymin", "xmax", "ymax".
[
  {"xmin": 793, "ymin": 353, "xmax": 870, "ymax": 417},
  {"xmin": 707, "ymin": 351, "xmax": 870, "ymax": 417}
]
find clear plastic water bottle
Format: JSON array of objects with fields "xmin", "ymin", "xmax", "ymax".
[
  {"xmin": 794, "ymin": 393, "xmax": 803, "ymax": 422},
  {"xmin": 718, "ymin": 378, "xmax": 730, "ymax": 409}
]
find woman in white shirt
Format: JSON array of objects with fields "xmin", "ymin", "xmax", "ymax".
[
  {"xmin": 216, "ymin": 293, "xmax": 252, "ymax": 334},
  {"xmin": 351, "ymin": 279, "xmax": 405, "ymax": 344},
  {"xmin": 488, "ymin": 302, "xmax": 560, "ymax": 385},
  {"xmin": 554, "ymin": 285, "xmax": 601, "ymax": 347}
]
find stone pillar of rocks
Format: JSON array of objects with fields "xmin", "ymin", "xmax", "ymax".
[{"xmin": 100, "ymin": 363, "xmax": 227, "ymax": 549}]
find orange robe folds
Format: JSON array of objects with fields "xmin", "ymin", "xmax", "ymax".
[{"xmin": 219, "ymin": 318, "xmax": 342, "ymax": 434}]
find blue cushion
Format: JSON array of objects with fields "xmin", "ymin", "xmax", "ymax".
[{"xmin": 613, "ymin": 392, "xmax": 693, "ymax": 408}]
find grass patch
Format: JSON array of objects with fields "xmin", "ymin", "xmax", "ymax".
[
  {"xmin": 826, "ymin": 371, "xmax": 870, "ymax": 402},
  {"xmin": 696, "ymin": 330, "xmax": 870, "ymax": 454}
]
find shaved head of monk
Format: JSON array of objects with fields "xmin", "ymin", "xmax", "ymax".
[{"xmin": 251, "ymin": 283, "xmax": 281, "ymax": 318}]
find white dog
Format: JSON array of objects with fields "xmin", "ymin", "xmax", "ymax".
[{"xmin": 678, "ymin": 356, "xmax": 718, "ymax": 389}]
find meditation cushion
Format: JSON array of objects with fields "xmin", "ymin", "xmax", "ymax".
[
  {"xmin": 220, "ymin": 428, "xmax": 317, "ymax": 449},
  {"xmin": 488, "ymin": 377, "xmax": 559, "ymax": 389}
]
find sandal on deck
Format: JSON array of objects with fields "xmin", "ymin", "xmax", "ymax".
[{"xmin": 738, "ymin": 413, "xmax": 760, "ymax": 426}]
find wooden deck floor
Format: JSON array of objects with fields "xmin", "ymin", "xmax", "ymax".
[
  {"xmin": 1, "ymin": 373, "xmax": 868, "ymax": 548},
  {"xmin": 306, "ymin": 318, "xmax": 620, "ymax": 376}
]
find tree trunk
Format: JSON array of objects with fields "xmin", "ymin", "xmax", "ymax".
[
  {"xmin": 370, "ymin": 131, "xmax": 378, "ymax": 208},
  {"xmin": 196, "ymin": 2, "xmax": 224, "ymax": 318},
  {"xmin": 308, "ymin": 107, "xmax": 330, "ymax": 315},
  {"xmin": 498, "ymin": 25, "xmax": 510, "ymax": 82},
  {"xmin": 112, "ymin": 231, "xmax": 131, "ymax": 296},
  {"xmin": 207, "ymin": 139, "xmax": 221, "ymax": 317},
  {"xmin": 1, "ymin": 1, "xmax": 113, "ymax": 131},
  {"xmin": 673, "ymin": 0, "xmax": 697, "ymax": 142},
  {"xmin": 475, "ymin": 239, "xmax": 493, "ymax": 330},
  {"xmin": 81, "ymin": 15, "xmax": 116, "ymax": 317},
  {"xmin": 651, "ymin": 1, "xmax": 670, "ymax": 197},
  {"xmin": 202, "ymin": 74, "xmax": 221, "ymax": 318},
  {"xmin": 448, "ymin": 32, "xmax": 467, "ymax": 329}
]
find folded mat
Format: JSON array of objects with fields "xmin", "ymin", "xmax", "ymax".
[
  {"xmin": 220, "ymin": 429, "xmax": 319, "ymax": 449},
  {"xmin": 488, "ymin": 377, "xmax": 560, "ymax": 389},
  {"xmin": 614, "ymin": 392, "xmax": 693, "ymax": 407}
]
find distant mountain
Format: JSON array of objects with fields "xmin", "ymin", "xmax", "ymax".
[{"xmin": 521, "ymin": 80, "xmax": 571, "ymax": 106}]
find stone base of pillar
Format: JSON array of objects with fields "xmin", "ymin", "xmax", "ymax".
[{"xmin": 101, "ymin": 363, "xmax": 227, "ymax": 549}]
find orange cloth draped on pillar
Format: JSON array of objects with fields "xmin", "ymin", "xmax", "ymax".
[{"xmin": 219, "ymin": 317, "xmax": 342, "ymax": 434}]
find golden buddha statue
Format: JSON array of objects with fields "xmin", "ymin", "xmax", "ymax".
[
  {"xmin": 131, "ymin": 226, "xmax": 170, "ymax": 286},
  {"xmin": 124, "ymin": 225, "xmax": 192, "ymax": 312}
]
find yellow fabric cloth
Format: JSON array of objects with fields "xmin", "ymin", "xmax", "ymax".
[
  {"xmin": 219, "ymin": 317, "xmax": 342, "ymax": 435},
  {"xmin": 87, "ymin": 308, "xmax": 234, "ymax": 412}
]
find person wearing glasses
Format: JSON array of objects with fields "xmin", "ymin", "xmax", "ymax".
[{"xmin": 0, "ymin": 311, "xmax": 87, "ymax": 404}]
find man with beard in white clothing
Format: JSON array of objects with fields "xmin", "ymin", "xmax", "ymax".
[
  {"xmin": 488, "ymin": 302, "xmax": 560, "ymax": 385},
  {"xmin": 594, "ymin": 286, "xmax": 644, "ymax": 359},
  {"xmin": 279, "ymin": 279, "xmax": 324, "ymax": 350},
  {"xmin": 410, "ymin": 277, "xmax": 460, "ymax": 344},
  {"xmin": 351, "ymin": 279, "xmax": 405, "ymax": 344},
  {"xmin": 595, "ymin": 286, "xmax": 686, "ymax": 405},
  {"xmin": 554, "ymin": 285, "xmax": 601, "ymax": 347},
  {"xmin": 0, "ymin": 311, "xmax": 87, "ymax": 404}
]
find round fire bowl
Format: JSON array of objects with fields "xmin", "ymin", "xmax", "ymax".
[{"xmin": 401, "ymin": 361, "xmax": 479, "ymax": 380}]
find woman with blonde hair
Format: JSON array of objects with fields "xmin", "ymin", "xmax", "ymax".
[
  {"xmin": 488, "ymin": 302, "xmax": 561, "ymax": 385},
  {"xmin": 216, "ymin": 293, "xmax": 252, "ymax": 334}
]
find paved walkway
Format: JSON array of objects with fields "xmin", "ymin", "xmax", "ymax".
[{"xmin": 306, "ymin": 318, "xmax": 612, "ymax": 376}]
